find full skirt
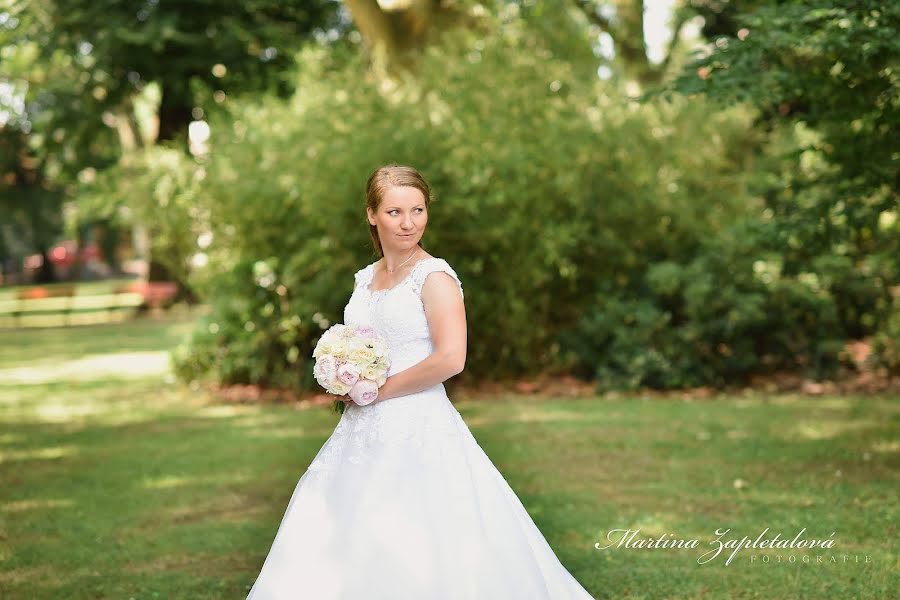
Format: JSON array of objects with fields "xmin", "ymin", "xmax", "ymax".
[{"xmin": 246, "ymin": 386, "xmax": 596, "ymax": 600}]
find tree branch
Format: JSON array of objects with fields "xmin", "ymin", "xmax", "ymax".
[{"xmin": 572, "ymin": 0, "xmax": 614, "ymax": 34}]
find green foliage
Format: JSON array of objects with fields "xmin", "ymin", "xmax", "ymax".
[
  {"xmin": 171, "ymin": 257, "xmax": 319, "ymax": 390},
  {"xmin": 0, "ymin": 5, "xmax": 120, "ymax": 182},
  {"xmin": 561, "ymin": 218, "xmax": 849, "ymax": 390},
  {"xmin": 0, "ymin": 0, "xmax": 342, "ymax": 169},
  {"xmin": 654, "ymin": 0, "xmax": 899, "ymax": 196},
  {"xmin": 870, "ymin": 296, "xmax": 900, "ymax": 374},
  {"xmin": 0, "ymin": 173, "xmax": 64, "ymax": 269},
  {"xmin": 641, "ymin": 0, "xmax": 900, "ymax": 383},
  {"xmin": 79, "ymin": 147, "xmax": 201, "ymax": 288},
  {"xmin": 75, "ymin": 3, "xmax": 894, "ymax": 393},
  {"xmin": 746, "ymin": 121, "xmax": 898, "ymax": 336},
  {"xmin": 1, "ymin": 0, "xmax": 343, "ymax": 276},
  {"xmin": 653, "ymin": 1, "xmax": 899, "ymax": 298},
  {"xmin": 156, "ymin": 16, "xmax": 763, "ymax": 391}
]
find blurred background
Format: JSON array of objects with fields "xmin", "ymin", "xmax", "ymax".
[
  {"xmin": 1, "ymin": 0, "xmax": 897, "ymax": 393},
  {"xmin": 0, "ymin": 1, "xmax": 897, "ymax": 598}
]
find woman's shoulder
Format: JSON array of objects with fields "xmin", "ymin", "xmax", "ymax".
[
  {"xmin": 412, "ymin": 254, "xmax": 454, "ymax": 275},
  {"xmin": 411, "ymin": 256, "xmax": 464, "ymax": 298},
  {"xmin": 353, "ymin": 262, "xmax": 376, "ymax": 287}
]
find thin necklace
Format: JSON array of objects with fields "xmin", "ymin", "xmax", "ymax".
[{"xmin": 386, "ymin": 246, "xmax": 420, "ymax": 273}]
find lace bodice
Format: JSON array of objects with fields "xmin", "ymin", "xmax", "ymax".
[
  {"xmin": 306, "ymin": 257, "xmax": 467, "ymax": 480},
  {"xmin": 343, "ymin": 256, "xmax": 464, "ymax": 378}
]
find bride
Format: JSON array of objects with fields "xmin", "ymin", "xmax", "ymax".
[{"xmin": 246, "ymin": 164, "xmax": 596, "ymax": 599}]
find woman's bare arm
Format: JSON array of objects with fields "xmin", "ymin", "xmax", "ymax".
[{"xmin": 373, "ymin": 272, "xmax": 467, "ymax": 403}]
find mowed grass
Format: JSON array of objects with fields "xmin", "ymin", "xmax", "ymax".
[{"xmin": 1, "ymin": 320, "xmax": 897, "ymax": 599}]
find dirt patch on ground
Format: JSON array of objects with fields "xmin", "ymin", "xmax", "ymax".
[{"xmin": 206, "ymin": 358, "xmax": 900, "ymax": 409}]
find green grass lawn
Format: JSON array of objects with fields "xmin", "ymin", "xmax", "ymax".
[{"xmin": 1, "ymin": 320, "xmax": 897, "ymax": 599}]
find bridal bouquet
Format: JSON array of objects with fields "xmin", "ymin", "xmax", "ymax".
[{"xmin": 312, "ymin": 324, "xmax": 390, "ymax": 413}]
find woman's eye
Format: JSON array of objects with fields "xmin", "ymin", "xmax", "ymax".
[{"xmin": 388, "ymin": 209, "xmax": 423, "ymax": 215}]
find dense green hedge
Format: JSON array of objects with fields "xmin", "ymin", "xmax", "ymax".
[{"xmin": 560, "ymin": 218, "xmax": 853, "ymax": 390}]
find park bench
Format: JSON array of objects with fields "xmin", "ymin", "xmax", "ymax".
[{"xmin": 0, "ymin": 281, "xmax": 178, "ymax": 329}]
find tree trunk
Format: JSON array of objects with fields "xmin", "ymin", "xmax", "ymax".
[
  {"xmin": 343, "ymin": 0, "xmax": 439, "ymax": 77},
  {"xmin": 35, "ymin": 249, "xmax": 57, "ymax": 284},
  {"xmin": 156, "ymin": 83, "xmax": 193, "ymax": 143},
  {"xmin": 573, "ymin": 0, "xmax": 683, "ymax": 89}
]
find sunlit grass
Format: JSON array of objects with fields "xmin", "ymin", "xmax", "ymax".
[
  {"xmin": 0, "ymin": 317, "xmax": 195, "ymax": 367},
  {"xmin": 0, "ymin": 319, "xmax": 897, "ymax": 599},
  {"xmin": 0, "ymin": 351, "xmax": 171, "ymax": 385}
]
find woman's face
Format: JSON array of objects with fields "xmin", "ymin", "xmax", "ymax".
[{"xmin": 368, "ymin": 185, "xmax": 428, "ymax": 254}]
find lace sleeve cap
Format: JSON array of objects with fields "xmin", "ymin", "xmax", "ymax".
[
  {"xmin": 353, "ymin": 264, "xmax": 372, "ymax": 290},
  {"xmin": 413, "ymin": 258, "xmax": 464, "ymax": 300}
]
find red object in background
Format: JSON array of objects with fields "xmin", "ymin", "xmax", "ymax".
[
  {"xmin": 21, "ymin": 287, "xmax": 50, "ymax": 299},
  {"xmin": 17, "ymin": 284, "xmax": 77, "ymax": 300},
  {"xmin": 49, "ymin": 241, "xmax": 78, "ymax": 267},
  {"xmin": 80, "ymin": 242, "xmax": 102, "ymax": 262}
]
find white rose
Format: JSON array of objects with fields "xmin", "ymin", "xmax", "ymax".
[
  {"xmin": 330, "ymin": 380, "xmax": 352, "ymax": 395},
  {"xmin": 350, "ymin": 347, "xmax": 376, "ymax": 364}
]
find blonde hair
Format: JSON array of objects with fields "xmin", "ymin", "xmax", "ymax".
[{"xmin": 365, "ymin": 164, "xmax": 432, "ymax": 257}]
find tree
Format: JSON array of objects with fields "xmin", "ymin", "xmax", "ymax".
[
  {"xmin": 643, "ymin": 0, "xmax": 899, "ymax": 336},
  {"xmin": 1, "ymin": 0, "xmax": 344, "ymax": 285},
  {"xmin": 2, "ymin": 1, "xmax": 345, "ymax": 150},
  {"xmin": 0, "ymin": 128, "xmax": 63, "ymax": 282},
  {"xmin": 649, "ymin": 0, "xmax": 898, "ymax": 194},
  {"xmin": 342, "ymin": 0, "xmax": 475, "ymax": 76}
]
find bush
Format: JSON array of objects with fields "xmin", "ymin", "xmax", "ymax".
[
  {"xmin": 870, "ymin": 296, "xmax": 900, "ymax": 375},
  {"xmin": 161, "ymin": 20, "xmax": 762, "ymax": 391},
  {"xmin": 79, "ymin": 147, "xmax": 204, "ymax": 294},
  {"xmin": 560, "ymin": 219, "xmax": 848, "ymax": 391},
  {"xmin": 172, "ymin": 257, "xmax": 321, "ymax": 390}
]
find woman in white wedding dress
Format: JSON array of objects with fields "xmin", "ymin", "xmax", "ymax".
[{"xmin": 246, "ymin": 165, "xmax": 596, "ymax": 599}]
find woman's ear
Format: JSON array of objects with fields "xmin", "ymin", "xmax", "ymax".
[{"xmin": 366, "ymin": 207, "xmax": 376, "ymax": 226}]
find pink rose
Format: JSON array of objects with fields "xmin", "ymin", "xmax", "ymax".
[
  {"xmin": 336, "ymin": 362, "xmax": 360, "ymax": 386},
  {"xmin": 348, "ymin": 379, "xmax": 379, "ymax": 406},
  {"xmin": 313, "ymin": 354, "xmax": 337, "ymax": 387}
]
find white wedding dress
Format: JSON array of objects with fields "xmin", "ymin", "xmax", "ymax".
[{"xmin": 246, "ymin": 257, "xmax": 595, "ymax": 599}]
